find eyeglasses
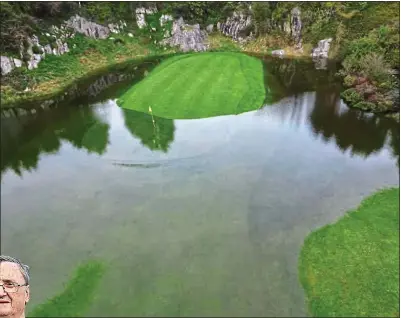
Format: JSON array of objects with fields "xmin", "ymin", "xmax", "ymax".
[{"xmin": 0, "ymin": 282, "xmax": 28, "ymax": 293}]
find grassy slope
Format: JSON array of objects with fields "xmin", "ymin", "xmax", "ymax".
[
  {"xmin": 118, "ymin": 52, "xmax": 266, "ymax": 119},
  {"xmin": 1, "ymin": 33, "xmax": 176, "ymax": 107},
  {"xmin": 28, "ymin": 260, "xmax": 107, "ymax": 317},
  {"xmin": 299, "ymin": 187, "xmax": 400, "ymax": 317}
]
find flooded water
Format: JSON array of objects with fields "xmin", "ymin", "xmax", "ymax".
[{"xmin": 1, "ymin": 55, "xmax": 399, "ymax": 316}]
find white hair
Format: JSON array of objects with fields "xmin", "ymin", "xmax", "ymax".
[{"xmin": 0, "ymin": 255, "xmax": 30, "ymax": 284}]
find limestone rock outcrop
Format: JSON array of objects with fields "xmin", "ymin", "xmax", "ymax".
[{"xmin": 161, "ymin": 17, "xmax": 208, "ymax": 52}]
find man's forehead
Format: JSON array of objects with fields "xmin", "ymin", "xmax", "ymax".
[{"xmin": 0, "ymin": 262, "xmax": 25, "ymax": 281}]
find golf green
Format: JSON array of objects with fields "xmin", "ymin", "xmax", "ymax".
[
  {"xmin": 299, "ymin": 187, "xmax": 400, "ymax": 317},
  {"xmin": 117, "ymin": 52, "xmax": 266, "ymax": 119}
]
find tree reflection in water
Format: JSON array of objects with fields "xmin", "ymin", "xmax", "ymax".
[
  {"xmin": 1, "ymin": 106, "xmax": 110, "ymax": 178},
  {"xmin": 122, "ymin": 109, "xmax": 175, "ymax": 153}
]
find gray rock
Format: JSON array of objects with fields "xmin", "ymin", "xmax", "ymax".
[
  {"xmin": 161, "ymin": 17, "xmax": 208, "ymax": 52},
  {"xmin": 283, "ymin": 21, "xmax": 291, "ymax": 35},
  {"xmin": 108, "ymin": 21, "xmax": 125, "ymax": 34},
  {"xmin": 291, "ymin": 7, "xmax": 302, "ymax": 48},
  {"xmin": 271, "ymin": 50, "xmax": 285, "ymax": 57},
  {"xmin": 218, "ymin": 11, "xmax": 252, "ymax": 41},
  {"xmin": 206, "ymin": 24, "xmax": 214, "ymax": 33},
  {"xmin": 136, "ymin": 7, "xmax": 158, "ymax": 29},
  {"xmin": 66, "ymin": 15, "xmax": 110, "ymax": 39},
  {"xmin": 62, "ymin": 42, "xmax": 69, "ymax": 54},
  {"xmin": 27, "ymin": 54, "xmax": 42, "ymax": 70},
  {"xmin": 1, "ymin": 56, "xmax": 15, "ymax": 75},
  {"xmin": 31, "ymin": 35, "xmax": 40, "ymax": 46},
  {"xmin": 13, "ymin": 58, "xmax": 22, "ymax": 68},
  {"xmin": 160, "ymin": 14, "xmax": 173, "ymax": 27},
  {"xmin": 44, "ymin": 44, "xmax": 52, "ymax": 54},
  {"xmin": 311, "ymin": 38, "xmax": 332, "ymax": 58}
]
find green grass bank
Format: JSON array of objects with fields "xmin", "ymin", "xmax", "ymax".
[
  {"xmin": 299, "ymin": 187, "xmax": 400, "ymax": 317},
  {"xmin": 117, "ymin": 52, "xmax": 265, "ymax": 119}
]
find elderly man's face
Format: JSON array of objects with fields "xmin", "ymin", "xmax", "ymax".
[{"xmin": 0, "ymin": 262, "xmax": 30, "ymax": 318}]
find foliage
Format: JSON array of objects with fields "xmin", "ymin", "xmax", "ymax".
[
  {"xmin": 0, "ymin": 2, "xmax": 34, "ymax": 55},
  {"xmin": 32, "ymin": 44, "xmax": 42, "ymax": 54},
  {"xmin": 359, "ymin": 53, "xmax": 391, "ymax": 83},
  {"xmin": 299, "ymin": 187, "xmax": 400, "ymax": 317},
  {"xmin": 343, "ymin": 74, "xmax": 356, "ymax": 87},
  {"xmin": 80, "ymin": 2, "xmax": 136, "ymax": 25},
  {"xmin": 117, "ymin": 52, "xmax": 266, "ymax": 119},
  {"xmin": 340, "ymin": 88, "xmax": 363, "ymax": 105},
  {"xmin": 1, "ymin": 33, "xmax": 175, "ymax": 106},
  {"xmin": 353, "ymin": 101, "xmax": 377, "ymax": 112},
  {"xmin": 141, "ymin": 12, "xmax": 173, "ymax": 47},
  {"xmin": 252, "ymin": 2, "xmax": 273, "ymax": 36},
  {"xmin": 160, "ymin": 2, "xmax": 245, "ymax": 26}
]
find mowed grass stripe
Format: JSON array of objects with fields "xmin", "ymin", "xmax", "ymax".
[
  {"xmin": 118, "ymin": 52, "xmax": 266, "ymax": 119},
  {"xmin": 202, "ymin": 56, "xmax": 247, "ymax": 116},
  {"xmin": 177, "ymin": 55, "xmax": 243, "ymax": 118},
  {"xmin": 299, "ymin": 187, "xmax": 399, "ymax": 317},
  {"xmin": 124, "ymin": 56, "xmax": 212, "ymax": 110},
  {"xmin": 237, "ymin": 55, "xmax": 266, "ymax": 111},
  {"xmin": 151, "ymin": 55, "xmax": 224, "ymax": 118}
]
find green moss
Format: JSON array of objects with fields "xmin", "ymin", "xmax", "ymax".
[
  {"xmin": 341, "ymin": 88, "xmax": 363, "ymax": 105},
  {"xmin": 299, "ymin": 187, "xmax": 400, "ymax": 317},
  {"xmin": 117, "ymin": 52, "xmax": 266, "ymax": 119}
]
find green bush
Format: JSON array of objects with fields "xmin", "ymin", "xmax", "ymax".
[
  {"xmin": 341, "ymin": 88, "xmax": 363, "ymax": 105},
  {"xmin": 141, "ymin": 12, "xmax": 173, "ymax": 46},
  {"xmin": 343, "ymin": 74, "xmax": 356, "ymax": 87},
  {"xmin": 359, "ymin": 53, "xmax": 390, "ymax": 82},
  {"xmin": 353, "ymin": 101, "xmax": 377, "ymax": 111},
  {"xmin": 32, "ymin": 44, "xmax": 42, "ymax": 54}
]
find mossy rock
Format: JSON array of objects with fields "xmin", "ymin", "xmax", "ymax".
[{"xmin": 341, "ymin": 88, "xmax": 363, "ymax": 106}]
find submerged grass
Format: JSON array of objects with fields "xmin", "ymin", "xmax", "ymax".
[
  {"xmin": 117, "ymin": 52, "xmax": 266, "ymax": 119},
  {"xmin": 28, "ymin": 259, "xmax": 107, "ymax": 317},
  {"xmin": 299, "ymin": 187, "xmax": 400, "ymax": 317}
]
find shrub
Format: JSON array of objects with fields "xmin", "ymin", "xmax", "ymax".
[
  {"xmin": 343, "ymin": 74, "xmax": 356, "ymax": 87},
  {"xmin": 353, "ymin": 101, "xmax": 377, "ymax": 111},
  {"xmin": 359, "ymin": 53, "xmax": 390, "ymax": 82},
  {"xmin": 341, "ymin": 54, "xmax": 360, "ymax": 74},
  {"xmin": 341, "ymin": 88, "xmax": 363, "ymax": 105},
  {"xmin": 32, "ymin": 44, "xmax": 42, "ymax": 54}
]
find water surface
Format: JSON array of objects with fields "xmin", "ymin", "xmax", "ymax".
[{"xmin": 1, "ymin": 57, "xmax": 399, "ymax": 317}]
